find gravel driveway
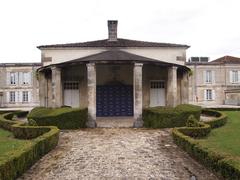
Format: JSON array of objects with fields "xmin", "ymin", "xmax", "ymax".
[{"xmin": 19, "ymin": 128, "xmax": 218, "ymax": 180}]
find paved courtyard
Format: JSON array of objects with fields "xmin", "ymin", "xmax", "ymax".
[{"xmin": 19, "ymin": 128, "xmax": 218, "ymax": 180}]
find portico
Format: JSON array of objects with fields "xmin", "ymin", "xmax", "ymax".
[{"xmin": 37, "ymin": 20, "xmax": 190, "ymax": 128}]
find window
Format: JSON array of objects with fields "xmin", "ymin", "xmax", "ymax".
[
  {"xmin": 231, "ymin": 70, "xmax": 238, "ymax": 83},
  {"xmin": 22, "ymin": 72, "xmax": 31, "ymax": 85},
  {"xmin": 22, "ymin": 91, "xmax": 28, "ymax": 102},
  {"xmin": 150, "ymin": 81, "xmax": 165, "ymax": 89},
  {"xmin": 205, "ymin": 70, "xmax": 212, "ymax": 83},
  {"xmin": 10, "ymin": 73, "xmax": 17, "ymax": 85},
  {"xmin": 64, "ymin": 82, "xmax": 79, "ymax": 90},
  {"xmin": 10, "ymin": 91, "xmax": 15, "ymax": 103},
  {"xmin": 205, "ymin": 89, "xmax": 213, "ymax": 100}
]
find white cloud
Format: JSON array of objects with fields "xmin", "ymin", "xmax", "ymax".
[{"xmin": 0, "ymin": 0, "xmax": 239, "ymax": 62}]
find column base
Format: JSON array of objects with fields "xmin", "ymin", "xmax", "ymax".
[
  {"xmin": 133, "ymin": 117, "xmax": 143, "ymax": 128},
  {"xmin": 86, "ymin": 116, "xmax": 97, "ymax": 128}
]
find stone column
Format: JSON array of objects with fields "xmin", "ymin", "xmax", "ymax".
[
  {"xmin": 38, "ymin": 71, "xmax": 46, "ymax": 107},
  {"xmin": 133, "ymin": 63, "xmax": 143, "ymax": 128},
  {"xmin": 86, "ymin": 63, "xmax": 97, "ymax": 128},
  {"xmin": 167, "ymin": 66, "xmax": 178, "ymax": 107},
  {"xmin": 181, "ymin": 71, "xmax": 189, "ymax": 104},
  {"xmin": 51, "ymin": 66, "xmax": 63, "ymax": 108}
]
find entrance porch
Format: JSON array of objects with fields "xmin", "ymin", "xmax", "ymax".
[{"xmin": 38, "ymin": 50, "xmax": 189, "ymax": 128}]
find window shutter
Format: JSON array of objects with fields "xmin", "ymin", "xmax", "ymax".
[
  {"xmin": 230, "ymin": 71, "xmax": 233, "ymax": 83},
  {"xmin": 19, "ymin": 72, "xmax": 23, "ymax": 85},
  {"xmin": 238, "ymin": 71, "xmax": 240, "ymax": 83},
  {"xmin": 6, "ymin": 92, "xmax": 9, "ymax": 103},
  {"xmin": 15, "ymin": 73, "xmax": 19, "ymax": 85},
  {"xmin": 204, "ymin": 89, "xmax": 207, "ymax": 100},
  {"xmin": 212, "ymin": 71, "xmax": 215, "ymax": 84},
  {"xmin": 28, "ymin": 72, "xmax": 32, "ymax": 85},
  {"xmin": 6, "ymin": 72, "xmax": 10, "ymax": 85},
  {"xmin": 203, "ymin": 70, "xmax": 206, "ymax": 84},
  {"xmin": 212, "ymin": 90, "xmax": 215, "ymax": 100},
  {"xmin": 18, "ymin": 91, "xmax": 22, "ymax": 103},
  {"xmin": 28, "ymin": 91, "xmax": 31, "ymax": 102}
]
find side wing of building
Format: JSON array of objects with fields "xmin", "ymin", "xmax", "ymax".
[
  {"xmin": 187, "ymin": 62, "xmax": 240, "ymax": 106},
  {"xmin": 0, "ymin": 63, "xmax": 41, "ymax": 108}
]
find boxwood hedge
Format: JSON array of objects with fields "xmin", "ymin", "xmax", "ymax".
[
  {"xmin": 0, "ymin": 111, "xmax": 59, "ymax": 180},
  {"xmin": 172, "ymin": 109, "xmax": 240, "ymax": 179},
  {"xmin": 143, "ymin": 104, "xmax": 202, "ymax": 128},
  {"xmin": 28, "ymin": 107, "xmax": 87, "ymax": 129}
]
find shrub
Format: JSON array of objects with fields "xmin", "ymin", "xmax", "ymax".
[
  {"xmin": 201, "ymin": 109, "xmax": 227, "ymax": 128},
  {"xmin": 0, "ymin": 111, "xmax": 59, "ymax": 180},
  {"xmin": 28, "ymin": 107, "xmax": 88, "ymax": 129},
  {"xmin": 186, "ymin": 115, "xmax": 199, "ymax": 127},
  {"xmin": 172, "ymin": 128, "xmax": 240, "ymax": 179},
  {"xmin": 143, "ymin": 104, "xmax": 201, "ymax": 128},
  {"xmin": 28, "ymin": 119, "xmax": 38, "ymax": 126},
  {"xmin": 172, "ymin": 109, "xmax": 239, "ymax": 179}
]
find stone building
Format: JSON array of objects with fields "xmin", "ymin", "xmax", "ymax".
[
  {"xmin": 187, "ymin": 56, "xmax": 240, "ymax": 106},
  {"xmin": 0, "ymin": 63, "xmax": 41, "ymax": 108},
  {"xmin": 37, "ymin": 20, "xmax": 190, "ymax": 127}
]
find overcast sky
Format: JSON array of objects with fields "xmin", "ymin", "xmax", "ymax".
[{"xmin": 0, "ymin": 0, "xmax": 239, "ymax": 63}]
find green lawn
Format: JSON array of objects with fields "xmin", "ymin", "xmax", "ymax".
[
  {"xmin": 197, "ymin": 111, "xmax": 240, "ymax": 160},
  {"xmin": 0, "ymin": 128, "xmax": 32, "ymax": 158}
]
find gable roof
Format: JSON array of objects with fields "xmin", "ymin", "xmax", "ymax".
[
  {"xmin": 210, "ymin": 55, "xmax": 240, "ymax": 64},
  {"xmin": 37, "ymin": 38, "xmax": 190, "ymax": 49}
]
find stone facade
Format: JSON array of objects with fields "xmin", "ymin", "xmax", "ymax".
[
  {"xmin": 0, "ymin": 63, "xmax": 41, "ymax": 108},
  {"xmin": 187, "ymin": 59, "xmax": 240, "ymax": 106}
]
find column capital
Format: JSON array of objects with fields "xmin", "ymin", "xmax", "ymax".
[
  {"xmin": 171, "ymin": 66, "xmax": 178, "ymax": 70},
  {"xmin": 134, "ymin": 63, "xmax": 143, "ymax": 67},
  {"xmin": 51, "ymin": 66, "xmax": 61, "ymax": 71},
  {"xmin": 87, "ymin": 63, "xmax": 96, "ymax": 68}
]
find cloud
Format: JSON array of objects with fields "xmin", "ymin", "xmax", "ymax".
[{"xmin": 0, "ymin": 0, "xmax": 239, "ymax": 62}]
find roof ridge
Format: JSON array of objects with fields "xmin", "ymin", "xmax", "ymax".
[{"xmin": 37, "ymin": 38, "xmax": 190, "ymax": 49}]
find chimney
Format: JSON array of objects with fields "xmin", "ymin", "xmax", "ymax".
[{"xmin": 108, "ymin": 20, "xmax": 118, "ymax": 41}]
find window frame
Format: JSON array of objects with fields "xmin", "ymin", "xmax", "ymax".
[
  {"xmin": 9, "ymin": 91, "xmax": 15, "ymax": 103},
  {"xmin": 206, "ymin": 89, "xmax": 213, "ymax": 100},
  {"xmin": 22, "ymin": 91, "xmax": 29, "ymax": 102},
  {"xmin": 205, "ymin": 70, "xmax": 212, "ymax": 83},
  {"xmin": 231, "ymin": 70, "xmax": 238, "ymax": 83},
  {"xmin": 10, "ymin": 72, "xmax": 17, "ymax": 85}
]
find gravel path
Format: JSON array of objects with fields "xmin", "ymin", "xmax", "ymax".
[{"xmin": 19, "ymin": 128, "xmax": 218, "ymax": 180}]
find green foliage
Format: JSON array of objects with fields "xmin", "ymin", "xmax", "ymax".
[
  {"xmin": 172, "ymin": 110, "xmax": 240, "ymax": 179},
  {"xmin": 143, "ymin": 104, "xmax": 201, "ymax": 128},
  {"xmin": 0, "ymin": 111, "xmax": 59, "ymax": 180},
  {"xmin": 28, "ymin": 107, "xmax": 88, "ymax": 129},
  {"xmin": 201, "ymin": 109, "xmax": 227, "ymax": 128},
  {"xmin": 186, "ymin": 115, "xmax": 199, "ymax": 127},
  {"xmin": 28, "ymin": 119, "xmax": 38, "ymax": 126}
]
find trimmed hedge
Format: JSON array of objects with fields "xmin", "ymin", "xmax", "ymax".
[
  {"xmin": 28, "ymin": 107, "xmax": 88, "ymax": 129},
  {"xmin": 201, "ymin": 109, "xmax": 227, "ymax": 128},
  {"xmin": 177, "ymin": 122, "xmax": 211, "ymax": 138},
  {"xmin": 172, "ymin": 109, "xmax": 240, "ymax": 179},
  {"xmin": 0, "ymin": 111, "xmax": 59, "ymax": 179},
  {"xmin": 143, "ymin": 104, "xmax": 201, "ymax": 128}
]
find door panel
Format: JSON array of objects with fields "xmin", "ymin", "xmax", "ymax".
[
  {"xmin": 150, "ymin": 81, "xmax": 165, "ymax": 107},
  {"xmin": 63, "ymin": 82, "xmax": 79, "ymax": 108},
  {"xmin": 97, "ymin": 85, "xmax": 133, "ymax": 117}
]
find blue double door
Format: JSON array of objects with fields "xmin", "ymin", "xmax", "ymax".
[{"xmin": 96, "ymin": 85, "xmax": 133, "ymax": 117}]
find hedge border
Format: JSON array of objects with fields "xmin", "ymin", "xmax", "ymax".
[
  {"xmin": 201, "ymin": 109, "xmax": 228, "ymax": 128},
  {"xmin": 28, "ymin": 107, "xmax": 88, "ymax": 129},
  {"xmin": 143, "ymin": 104, "xmax": 202, "ymax": 128},
  {"xmin": 0, "ymin": 111, "xmax": 59, "ymax": 180},
  {"xmin": 172, "ymin": 109, "xmax": 240, "ymax": 179}
]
